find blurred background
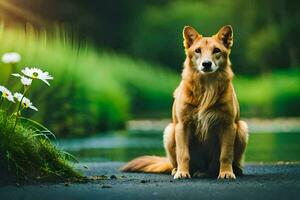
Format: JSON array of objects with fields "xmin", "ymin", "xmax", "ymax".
[{"xmin": 0, "ymin": 0, "xmax": 299, "ymax": 163}]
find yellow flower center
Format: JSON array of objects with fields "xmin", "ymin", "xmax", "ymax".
[
  {"xmin": 32, "ymin": 72, "xmax": 39, "ymax": 78},
  {"xmin": 22, "ymin": 102, "xmax": 29, "ymax": 108},
  {"xmin": 2, "ymin": 92, "xmax": 8, "ymax": 98}
]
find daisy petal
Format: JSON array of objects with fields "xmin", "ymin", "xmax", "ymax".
[
  {"xmin": 7, "ymin": 95, "xmax": 15, "ymax": 103},
  {"xmin": 41, "ymin": 79, "xmax": 50, "ymax": 86},
  {"xmin": 20, "ymin": 76, "xmax": 32, "ymax": 86},
  {"xmin": 29, "ymin": 105, "xmax": 38, "ymax": 111},
  {"xmin": 14, "ymin": 92, "xmax": 23, "ymax": 101},
  {"xmin": 12, "ymin": 73, "xmax": 22, "ymax": 77}
]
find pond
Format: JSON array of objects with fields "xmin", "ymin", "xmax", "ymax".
[{"xmin": 56, "ymin": 131, "xmax": 300, "ymax": 163}]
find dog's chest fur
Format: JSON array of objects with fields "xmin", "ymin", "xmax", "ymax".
[{"xmin": 177, "ymin": 70, "xmax": 233, "ymax": 141}]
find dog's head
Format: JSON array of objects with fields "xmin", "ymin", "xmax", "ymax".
[{"xmin": 183, "ymin": 25, "xmax": 233, "ymax": 74}]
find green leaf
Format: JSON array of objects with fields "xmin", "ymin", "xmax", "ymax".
[
  {"xmin": 61, "ymin": 151, "xmax": 80, "ymax": 163},
  {"xmin": 19, "ymin": 117, "xmax": 56, "ymax": 139},
  {"xmin": 30, "ymin": 133, "xmax": 50, "ymax": 140}
]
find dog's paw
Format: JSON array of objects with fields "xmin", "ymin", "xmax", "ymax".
[
  {"xmin": 171, "ymin": 168, "xmax": 177, "ymax": 176},
  {"xmin": 218, "ymin": 171, "xmax": 236, "ymax": 179},
  {"xmin": 173, "ymin": 170, "xmax": 191, "ymax": 179},
  {"xmin": 192, "ymin": 171, "xmax": 208, "ymax": 178}
]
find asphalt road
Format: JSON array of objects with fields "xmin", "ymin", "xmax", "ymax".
[{"xmin": 0, "ymin": 162, "xmax": 299, "ymax": 200}]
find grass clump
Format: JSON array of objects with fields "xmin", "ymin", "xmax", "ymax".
[{"xmin": 0, "ymin": 110, "xmax": 83, "ymax": 183}]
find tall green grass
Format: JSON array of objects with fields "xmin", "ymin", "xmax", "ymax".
[{"xmin": 0, "ymin": 26, "xmax": 299, "ymax": 137}]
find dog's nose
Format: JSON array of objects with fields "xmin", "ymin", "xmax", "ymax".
[{"xmin": 202, "ymin": 61, "xmax": 212, "ymax": 68}]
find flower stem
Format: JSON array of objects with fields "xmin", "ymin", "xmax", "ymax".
[
  {"xmin": 12, "ymin": 87, "xmax": 29, "ymax": 132},
  {"xmin": 0, "ymin": 97, "xmax": 3, "ymax": 108}
]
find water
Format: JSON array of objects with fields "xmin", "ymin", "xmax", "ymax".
[{"xmin": 57, "ymin": 131, "xmax": 300, "ymax": 163}]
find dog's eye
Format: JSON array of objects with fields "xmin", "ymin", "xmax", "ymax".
[
  {"xmin": 195, "ymin": 48, "xmax": 201, "ymax": 54},
  {"xmin": 213, "ymin": 48, "xmax": 221, "ymax": 54}
]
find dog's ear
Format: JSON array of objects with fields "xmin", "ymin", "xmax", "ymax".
[
  {"xmin": 183, "ymin": 26, "xmax": 201, "ymax": 49},
  {"xmin": 216, "ymin": 25, "xmax": 233, "ymax": 49}
]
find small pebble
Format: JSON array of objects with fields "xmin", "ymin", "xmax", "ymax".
[{"xmin": 110, "ymin": 175, "xmax": 117, "ymax": 179}]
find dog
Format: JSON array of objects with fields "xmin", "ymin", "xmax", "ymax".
[{"xmin": 121, "ymin": 25, "xmax": 248, "ymax": 179}]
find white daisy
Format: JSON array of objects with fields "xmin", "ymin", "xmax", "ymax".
[
  {"xmin": 2, "ymin": 52, "xmax": 21, "ymax": 64},
  {"xmin": 14, "ymin": 92, "xmax": 38, "ymax": 111},
  {"xmin": 21, "ymin": 67, "xmax": 53, "ymax": 86},
  {"xmin": 0, "ymin": 85, "xmax": 15, "ymax": 103}
]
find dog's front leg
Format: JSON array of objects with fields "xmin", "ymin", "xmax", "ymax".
[
  {"xmin": 218, "ymin": 124, "xmax": 236, "ymax": 179},
  {"xmin": 174, "ymin": 123, "xmax": 191, "ymax": 179}
]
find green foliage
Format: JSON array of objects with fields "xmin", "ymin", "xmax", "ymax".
[
  {"xmin": 0, "ymin": 110, "xmax": 82, "ymax": 183},
  {"xmin": 0, "ymin": 27, "xmax": 179, "ymax": 136},
  {"xmin": 235, "ymin": 68, "xmax": 300, "ymax": 117},
  {"xmin": 247, "ymin": 24, "xmax": 281, "ymax": 70}
]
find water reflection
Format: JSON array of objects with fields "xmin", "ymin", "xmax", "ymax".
[{"xmin": 57, "ymin": 131, "xmax": 300, "ymax": 163}]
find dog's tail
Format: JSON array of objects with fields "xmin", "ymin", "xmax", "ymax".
[{"xmin": 120, "ymin": 156, "xmax": 172, "ymax": 174}]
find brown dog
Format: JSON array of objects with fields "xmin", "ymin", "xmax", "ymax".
[{"xmin": 121, "ymin": 25, "xmax": 248, "ymax": 179}]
